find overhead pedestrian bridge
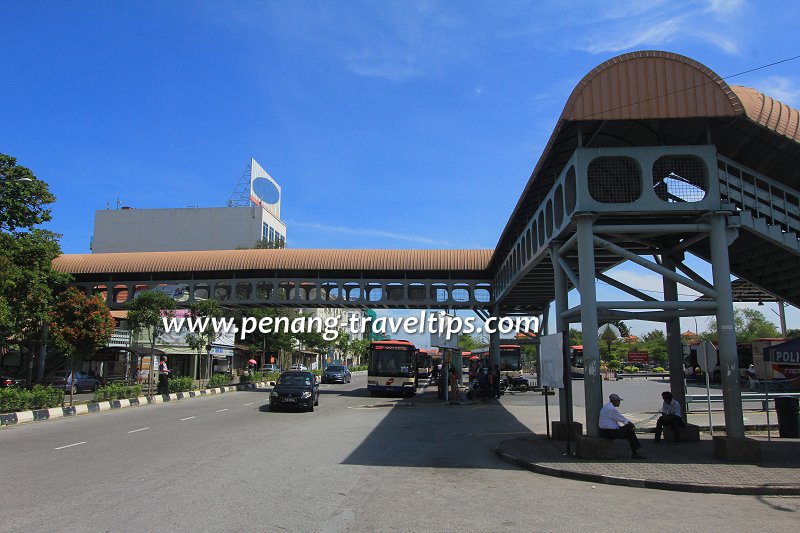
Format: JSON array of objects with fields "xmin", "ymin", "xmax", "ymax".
[{"xmin": 53, "ymin": 51, "xmax": 800, "ymax": 452}]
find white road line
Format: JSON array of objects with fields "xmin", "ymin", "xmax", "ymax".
[
  {"xmin": 54, "ymin": 441, "xmax": 86, "ymax": 450},
  {"xmin": 215, "ymin": 409, "xmax": 229, "ymax": 412},
  {"xmin": 243, "ymin": 402, "xmax": 254, "ymax": 406},
  {"xmin": 180, "ymin": 416, "xmax": 196, "ymax": 421},
  {"xmin": 127, "ymin": 427, "xmax": 150, "ymax": 434}
]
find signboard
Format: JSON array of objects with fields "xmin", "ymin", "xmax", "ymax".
[
  {"xmin": 539, "ymin": 333, "xmax": 564, "ymax": 389},
  {"xmin": 627, "ymin": 352, "xmax": 649, "ymax": 364},
  {"xmin": 763, "ymin": 338, "xmax": 800, "ymax": 364},
  {"xmin": 752, "ymin": 338, "xmax": 787, "ymax": 379},
  {"xmin": 429, "ymin": 314, "xmax": 459, "ymax": 349},
  {"xmin": 696, "ymin": 341, "xmax": 716, "ymax": 373}
]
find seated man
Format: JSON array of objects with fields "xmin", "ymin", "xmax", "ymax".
[
  {"xmin": 654, "ymin": 391, "xmax": 685, "ymax": 442},
  {"xmin": 599, "ymin": 393, "xmax": 644, "ymax": 459}
]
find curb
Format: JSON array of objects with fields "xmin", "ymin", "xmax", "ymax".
[
  {"xmin": 0, "ymin": 384, "xmax": 258, "ymax": 428},
  {"xmin": 494, "ymin": 442, "xmax": 800, "ymax": 496}
]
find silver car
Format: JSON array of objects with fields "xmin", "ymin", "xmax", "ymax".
[{"xmin": 42, "ymin": 371, "xmax": 100, "ymax": 394}]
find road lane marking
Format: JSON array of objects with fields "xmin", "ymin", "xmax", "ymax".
[
  {"xmin": 127, "ymin": 427, "xmax": 150, "ymax": 434},
  {"xmin": 215, "ymin": 409, "xmax": 229, "ymax": 412},
  {"xmin": 180, "ymin": 416, "xmax": 196, "ymax": 421},
  {"xmin": 55, "ymin": 442, "xmax": 86, "ymax": 450},
  {"xmin": 243, "ymin": 402, "xmax": 254, "ymax": 406}
]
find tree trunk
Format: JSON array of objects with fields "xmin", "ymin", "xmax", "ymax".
[{"xmin": 68, "ymin": 359, "xmax": 74, "ymax": 407}]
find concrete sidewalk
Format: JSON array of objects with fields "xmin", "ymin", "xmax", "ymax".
[{"xmin": 495, "ymin": 433, "xmax": 800, "ymax": 495}]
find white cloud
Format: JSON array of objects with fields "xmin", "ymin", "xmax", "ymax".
[
  {"xmin": 579, "ymin": 16, "xmax": 688, "ymax": 54},
  {"xmin": 754, "ymin": 76, "xmax": 800, "ymax": 107},
  {"xmin": 575, "ymin": 0, "xmax": 745, "ymax": 55},
  {"xmin": 704, "ymin": 0, "xmax": 745, "ymax": 15},
  {"xmin": 286, "ymin": 220, "xmax": 476, "ymax": 247}
]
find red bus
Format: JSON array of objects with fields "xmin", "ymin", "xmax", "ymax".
[
  {"xmin": 416, "ymin": 349, "xmax": 433, "ymax": 379},
  {"xmin": 470, "ymin": 344, "xmax": 523, "ymax": 376},
  {"xmin": 368, "ymin": 340, "xmax": 417, "ymax": 396}
]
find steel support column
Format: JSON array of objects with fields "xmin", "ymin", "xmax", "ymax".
[
  {"xmin": 662, "ymin": 262, "xmax": 687, "ymax": 414},
  {"xmin": 549, "ymin": 243, "xmax": 571, "ymax": 423},
  {"xmin": 490, "ymin": 306, "xmax": 500, "ymax": 368},
  {"xmin": 576, "ymin": 215, "xmax": 602, "ymax": 436},
  {"xmin": 708, "ymin": 212, "xmax": 745, "ymax": 439}
]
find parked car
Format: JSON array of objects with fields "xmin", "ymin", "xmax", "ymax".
[
  {"xmin": 0, "ymin": 374, "xmax": 25, "ymax": 388},
  {"xmin": 269, "ymin": 371, "xmax": 319, "ymax": 412},
  {"xmin": 41, "ymin": 371, "xmax": 100, "ymax": 394},
  {"xmin": 289, "ymin": 364, "xmax": 308, "ymax": 371},
  {"xmin": 321, "ymin": 365, "xmax": 351, "ymax": 384},
  {"xmin": 260, "ymin": 364, "xmax": 281, "ymax": 373}
]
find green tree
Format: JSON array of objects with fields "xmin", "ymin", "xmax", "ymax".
[
  {"xmin": 185, "ymin": 299, "xmax": 224, "ymax": 385},
  {"xmin": 705, "ymin": 308, "xmax": 780, "ymax": 343},
  {"xmin": 610, "ymin": 320, "xmax": 630, "ymax": 338},
  {"xmin": 458, "ymin": 333, "xmax": 481, "ymax": 352},
  {"xmin": 127, "ymin": 291, "xmax": 176, "ymax": 393},
  {"xmin": 239, "ymin": 308, "xmax": 301, "ymax": 371},
  {"xmin": 568, "ymin": 328, "xmax": 582, "ymax": 347},
  {"xmin": 786, "ymin": 328, "xmax": 800, "ymax": 339},
  {"xmin": 238, "ymin": 237, "xmax": 286, "ymax": 250},
  {"xmin": 49, "ymin": 288, "xmax": 114, "ymax": 404},
  {"xmin": 640, "ymin": 329, "xmax": 668, "ymax": 366},
  {"xmin": 0, "ymin": 154, "xmax": 56, "ymax": 232},
  {"xmin": 0, "ymin": 155, "xmax": 69, "ymax": 380},
  {"xmin": 350, "ymin": 338, "xmax": 371, "ymax": 366}
]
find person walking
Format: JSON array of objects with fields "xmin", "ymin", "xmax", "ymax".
[
  {"xmin": 157, "ymin": 356, "xmax": 170, "ymax": 395},
  {"xmin": 492, "ymin": 364, "xmax": 502, "ymax": 399}
]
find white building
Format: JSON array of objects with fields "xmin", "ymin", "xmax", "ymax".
[{"xmin": 92, "ymin": 159, "xmax": 286, "ymax": 253}]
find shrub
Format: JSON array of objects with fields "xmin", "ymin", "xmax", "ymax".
[
  {"xmin": 0, "ymin": 385, "xmax": 64, "ymax": 413},
  {"xmin": 208, "ymin": 374, "xmax": 231, "ymax": 388},
  {"xmin": 168, "ymin": 376, "xmax": 195, "ymax": 393},
  {"xmin": 94, "ymin": 383, "xmax": 143, "ymax": 401},
  {"xmin": 653, "ymin": 367, "xmax": 666, "ymax": 373},
  {"xmin": 623, "ymin": 365, "xmax": 639, "ymax": 373},
  {"xmin": 240, "ymin": 371, "xmax": 264, "ymax": 384}
]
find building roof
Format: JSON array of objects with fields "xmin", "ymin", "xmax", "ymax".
[{"xmin": 52, "ymin": 248, "xmax": 493, "ymax": 275}]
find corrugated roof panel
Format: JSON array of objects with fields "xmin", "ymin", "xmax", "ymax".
[
  {"xmin": 52, "ymin": 249, "xmax": 494, "ymax": 274},
  {"xmin": 731, "ymin": 86, "xmax": 800, "ymax": 143}
]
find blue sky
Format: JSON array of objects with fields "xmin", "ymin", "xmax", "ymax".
[{"xmin": 2, "ymin": 0, "xmax": 799, "ymax": 343}]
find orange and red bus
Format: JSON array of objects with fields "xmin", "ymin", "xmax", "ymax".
[
  {"xmin": 470, "ymin": 344, "xmax": 523, "ymax": 376},
  {"xmin": 416, "ymin": 349, "xmax": 433, "ymax": 379},
  {"xmin": 368, "ymin": 340, "xmax": 417, "ymax": 396}
]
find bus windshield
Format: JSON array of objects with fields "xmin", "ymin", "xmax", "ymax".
[
  {"xmin": 499, "ymin": 346, "xmax": 521, "ymax": 371},
  {"xmin": 369, "ymin": 346, "xmax": 415, "ymax": 376}
]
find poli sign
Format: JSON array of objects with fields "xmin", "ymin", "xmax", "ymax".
[{"xmin": 763, "ymin": 338, "xmax": 800, "ymax": 365}]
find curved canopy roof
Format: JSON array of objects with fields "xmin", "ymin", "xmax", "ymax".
[
  {"xmin": 492, "ymin": 50, "xmax": 800, "ymax": 270},
  {"xmin": 53, "ymin": 248, "xmax": 493, "ymax": 276}
]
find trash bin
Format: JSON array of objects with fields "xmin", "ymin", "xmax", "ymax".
[{"xmin": 774, "ymin": 397, "xmax": 800, "ymax": 438}]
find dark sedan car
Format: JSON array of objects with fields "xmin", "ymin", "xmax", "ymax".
[
  {"xmin": 321, "ymin": 365, "xmax": 351, "ymax": 384},
  {"xmin": 269, "ymin": 371, "xmax": 320, "ymax": 412}
]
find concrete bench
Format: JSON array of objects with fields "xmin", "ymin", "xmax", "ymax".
[
  {"xmin": 575, "ymin": 435, "xmax": 632, "ymax": 459},
  {"xmin": 663, "ymin": 423, "xmax": 700, "ymax": 442}
]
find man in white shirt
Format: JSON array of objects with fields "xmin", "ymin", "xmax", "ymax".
[
  {"xmin": 655, "ymin": 391, "xmax": 685, "ymax": 442},
  {"xmin": 599, "ymin": 393, "xmax": 644, "ymax": 458}
]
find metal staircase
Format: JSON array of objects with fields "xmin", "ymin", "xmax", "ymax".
[{"xmin": 688, "ymin": 157, "xmax": 800, "ymax": 307}]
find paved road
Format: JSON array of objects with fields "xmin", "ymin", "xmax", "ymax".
[{"xmin": 1, "ymin": 375, "xmax": 797, "ymax": 532}]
